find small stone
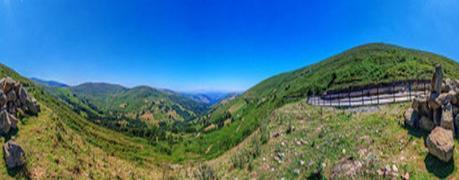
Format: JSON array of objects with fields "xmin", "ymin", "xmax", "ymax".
[
  {"xmin": 300, "ymin": 160, "xmax": 305, "ymax": 166},
  {"xmin": 392, "ymin": 165, "xmax": 398, "ymax": 173},
  {"xmin": 402, "ymin": 172, "xmax": 410, "ymax": 180},
  {"xmin": 293, "ymin": 169, "xmax": 300, "ymax": 175}
]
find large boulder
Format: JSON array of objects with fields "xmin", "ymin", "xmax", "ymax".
[
  {"xmin": 0, "ymin": 90, "xmax": 6, "ymax": 108},
  {"xmin": 23, "ymin": 97, "xmax": 40, "ymax": 115},
  {"xmin": 432, "ymin": 65, "xmax": 443, "ymax": 94},
  {"xmin": 5, "ymin": 89, "xmax": 16, "ymax": 103},
  {"xmin": 0, "ymin": 77, "xmax": 17, "ymax": 94},
  {"xmin": 441, "ymin": 103, "xmax": 455, "ymax": 131},
  {"xmin": 429, "ymin": 92, "xmax": 441, "ymax": 110},
  {"xmin": 426, "ymin": 127, "xmax": 455, "ymax": 162},
  {"xmin": 3, "ymin": 140, "xmax": 25, "ymax": 169},
  {"xmin": 443, "ymin": 79, "xmax": 459, "ymax": 93},
  {"xmin": 419, "ymin": 116, "xmax": 435, "ymax": 132},
  {"xmin": 412, "ymin": 96, "xmax": 431, "ymax": 118},
  {"xmin": 18, "ymin": 86, "xmax": 28, "ymax": 105},
  {"xmin": 0, "ymin": 110, "xmax": 16, "ymax": 134},
  {"xmin": 436, "ymin": 93, "xmax": 454, "ymax": 106},
  {"xmin": 404, "ymin": 108, "xmax": 419, "ymax": 128}
]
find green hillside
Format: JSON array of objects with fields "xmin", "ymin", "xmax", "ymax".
[
  {"xmin": 71, "ymin": 83, "xmax": 208, "ymax": 124},
  {"xmin": 0, "ymin": 64, "xmax": 178, "ymax": 179},
  {"xmin": 1, "ymin": 43, "xmax": 458, "ymax": 179},
  {"xmin": 186, "ymin": 43, "xmax": 459, "ymax": 160}
]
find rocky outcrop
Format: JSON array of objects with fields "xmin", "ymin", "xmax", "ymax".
[
  {"xmin": 426, "ymin": 127, "xmax": 454, "ymax": 162},
  {"xmin": 3, "ymin": 140, "xmax": 25, "ymax": 169},
  {"xmin": 404, "ymin": 65, "xmax": 459, "ymax": 162},
  {"xmin": 0, "ymin": 77, "xmax": 40, "ymax": 169}
]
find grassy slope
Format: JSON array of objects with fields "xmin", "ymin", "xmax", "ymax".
[
  {"xmin": 0, "ymin": 64, "xmax": 177, "ymax": 179},
  {"xmin": 1, "ymin": 43, "xmax": 457, "ymax": 178},
  {"xmin": 207, "ymin": 101, "xmax": 459, "ymax": 179},
  {"xmin": 183, "ymin": 43, "xmax": 459, "ymax": 161}
]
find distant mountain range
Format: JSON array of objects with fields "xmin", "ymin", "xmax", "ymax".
[
  {"xmin": 31, "ymin": 78, "xmax": 240, "ymax": 126},
  {"xmin": 30, "ymin": 77, "xmax": 69, "ymax": 88}
]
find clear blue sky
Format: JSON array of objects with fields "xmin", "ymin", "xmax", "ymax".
[{"xmin": 1, "ymin": 0, "xmax": 458, "ymax": 92}]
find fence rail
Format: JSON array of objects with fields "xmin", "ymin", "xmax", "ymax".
[{"xmin": 307, "ymin": 79, "xmax": 431, "ymax": 107}]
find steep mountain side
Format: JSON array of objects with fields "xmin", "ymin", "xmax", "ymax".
[
  {"xmin": 0, "ymin": 64, "xmax": 172, "ymax": 179},
  {"xmin": 185, "ymin": 43, "xmax": 459, "ymax": 160}
]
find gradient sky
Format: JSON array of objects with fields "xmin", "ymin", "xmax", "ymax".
[{"xmin": 1, "ymin": 0, "xmax": 458, "ymax": 92}]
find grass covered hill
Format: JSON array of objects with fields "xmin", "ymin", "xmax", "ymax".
[
  {"xmin": 188, "ymin": 43, "xmax": 459, "ymax": 160},
  {"xmin": 1, "ymin": 43, "xmax": 458, "ymax": 179},
  {"xmin": 0, "ymin": 64, "xmax": 182, "ymax": 179},
  {"xmin": 42, "ymin": 82, "xmax": 210, "ymax": 126}
]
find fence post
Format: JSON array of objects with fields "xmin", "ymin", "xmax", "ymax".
[
  {"xmin": 377, "ymin": 85, "xmax": 380, "ymax": 105},
  {"xmin": 362, "ymin": 89, "xmax": 364, "ymax": 106},
  {"xmin": 348, "ymin": 87, "xmax": 351, "ymax": 107},
  {"xmin": 393, "ymin": 83, "xmax": 395, "ymax": 103},
  {"xmin": 409, "ymin": 81, "xmax": 412, "ymax": 101},
  {"xmin": 338, "ymin": 92, "xmax": 341, "ymax": 107}
]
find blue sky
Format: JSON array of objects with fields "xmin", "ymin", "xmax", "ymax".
[{"xmin": 1, "ymin": 0, "xmax": 458, "ymax": 92}]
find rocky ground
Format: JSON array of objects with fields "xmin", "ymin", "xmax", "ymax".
[
  {"xmin": 192, "ymin": 100, "xmax": 458, "ymax": 179},
  {"xmin": 0, "ymin": 77, "xmax": 40, "ymax": 171},
  {"xmin": 405, "ymin": 65, "xmax": 459, "ymax": 164}
]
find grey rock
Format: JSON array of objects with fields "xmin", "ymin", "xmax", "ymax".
[
  {"xmin": 454, "ymin": 114, "xmax": 459, "ymax": 135},
  {"xmin": 412, "ymin": 96, "xmax": 431, "ymax": 118},
  {"xmin": 429, "ymin": 92, "xmax": 441, "ymax": 110},
  {"xmin": 426, "ymin": 127, "xmax": 454, "ymax": 162},
  {"xmin": 404, "ymin": 108, "xmax": 418, "ymax": 128},
  {"xmin": 8, "ymin": 113, "xmax": 18, "ymax": 129},
  {"xmin": 0, "ymin": 110, "xmax": 12, "ymax": 134},
  {"xmin": 433, "ymin": 108, "xmax": 442, "ymax": 126},
  {"xmin": 0, "ymin": 90, "xmax": 6, "ymax": 108},
  {"xmin": 419, "ymin": 116, "xmax": 435, "ymax": 132},
  {"xmin": 18, "ymin": 87, "xmax": 28, "ymax": 105},
  {"xmin": 431, "ymin": 64, "xmax": 443, "ymax": 94},
  {"xmin": 436, "ymin": 93, "xmax": 453, "ymax": 106},
  {"xmin": 5, "ymin": 90, "xmax": 16, "ymax": 103},
  {"xmin": 443, "ymin": 79, "xmax": 459, "ymax": 93},
  {"xmin": 3, "ymin": 140, "xmax": 25, "ymax": 169},
  {"xmin": 441, "ymin": 103, "xmax": 455, "ymax": 131},
  {"xmin": 24, "ymin": 97, "xmax": 40, "ymax": 115},
  {"xmin": 0, "ymin": 77, "xmax": 16, "ymax": 94}
]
